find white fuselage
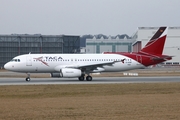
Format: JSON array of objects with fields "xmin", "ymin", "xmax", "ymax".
[{"xmin": 4, "ymin": 54, "xmax": 144, "ymax": 73}]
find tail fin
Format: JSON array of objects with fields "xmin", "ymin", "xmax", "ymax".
[{"xmin": 139, "ymin": 27, "xmax": 168, "ymax": 55}]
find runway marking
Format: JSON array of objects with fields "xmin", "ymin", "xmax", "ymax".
[{"xmin": 0, "ymin": 76, "xmax": 180, "ymax": 86}]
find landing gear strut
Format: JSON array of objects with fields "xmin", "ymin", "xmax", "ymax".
[{"xmin": 26, "ymin": 73, "xmax": 31, "ymax": 82}]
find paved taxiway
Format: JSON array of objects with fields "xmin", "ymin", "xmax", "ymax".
[{"xmin": 0, "ymin": 76, "xmax": 180, "ymax": 85}]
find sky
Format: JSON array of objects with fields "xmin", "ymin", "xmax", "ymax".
[{"xmin": 0, "ymin": 0, "xmax": 179, "ymax": 36}]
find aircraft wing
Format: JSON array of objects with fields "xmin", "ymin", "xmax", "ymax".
[
  {"xmin": 55, "ymin": 60, "xmax": 123, "ymax": 73},
  {"xmin": 68, "ymin": 60, "xmax": 119, "ymax": 68}
]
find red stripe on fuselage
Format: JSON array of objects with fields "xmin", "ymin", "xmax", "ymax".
[{"xmin": 104, "ymin": 52, "xmax": 171, "ymax": 66}]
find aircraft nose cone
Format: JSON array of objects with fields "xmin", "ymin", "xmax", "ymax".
[{"xmin": 4, "ymin": 63, "xmax": 11, "ymax": 70}]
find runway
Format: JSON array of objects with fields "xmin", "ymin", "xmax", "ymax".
[{"xmin": 0, "ymin": 76, "xmax": 180, "ymax": 85}]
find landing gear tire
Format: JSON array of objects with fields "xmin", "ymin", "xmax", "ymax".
[
  {"xmin": 26, "ymin": 77, "xmax": 31, "ymax": 82},
  {"xmin": 78, "ymin": 76, "xmax": 85, "ymax": 81},
  {"xmin": 86, "ymin": 76, "xmax": 92, "ymax": 81},
  {"xmin": 26, "ymin": 73, "xmax": 31, "ymax": 82}
]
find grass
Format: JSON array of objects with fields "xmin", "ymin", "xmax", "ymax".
[{"xmin": 0, "ymin": 83, "xmax": 180, "ymax": 120}]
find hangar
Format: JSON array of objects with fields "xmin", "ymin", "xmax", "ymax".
[
  {"xmin": 0, "ymin": 34, "xmax": 80, "ymax": 68},
  {"xmin": 86, "ymin": 36, "xmax": 135, "ymax": 53}
]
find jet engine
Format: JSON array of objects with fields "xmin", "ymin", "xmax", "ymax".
[{"xmin": 51, "ymin": 68, "xmax": 82, "ymax": 78}]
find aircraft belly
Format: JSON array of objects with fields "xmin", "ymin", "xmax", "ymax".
[
  {"xmin": 16, "ymin": 63, "xmax": 54, "ymax": 73},
  {"xmin": 103, "ymin": 61, "xmax": 144, "ymax": 72}
]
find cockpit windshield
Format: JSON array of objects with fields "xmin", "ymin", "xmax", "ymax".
[{"xmin": 11, "ymin": 59, "xmax": 20, "ymax": 62}]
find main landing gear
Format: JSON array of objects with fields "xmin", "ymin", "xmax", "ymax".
[
  {"xmin": 78, "ymin": 75, "xmax": 92, "ymax": 81},
  {"xmin": 25, "ymin": 73, "xmax": 93, "ymax": 82},
  {"xmin": 26, "ymin": 73, "xmax": 31, "ymax": 82},
  {"xmin": 86, "ymin": 76, "xmax": 92, "ymax": 81}
]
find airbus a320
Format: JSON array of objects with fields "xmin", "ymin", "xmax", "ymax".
[{"xmin": 4, "ymin": 27, "xmax": 172, "ymax": 81}]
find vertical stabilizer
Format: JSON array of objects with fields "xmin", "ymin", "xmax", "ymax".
[{"xmin": 140, "ymin": 27, "xmax": 168, "ymax": 55}]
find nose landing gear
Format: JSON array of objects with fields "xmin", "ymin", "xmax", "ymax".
[{"xmin": 26, "ymin": 73, "xmax": 31, "ymax": 82}]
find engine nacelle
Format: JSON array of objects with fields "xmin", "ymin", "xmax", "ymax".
[{"xmin": 51, "ymin": 68, "xmax": 82, "ymax": 78}]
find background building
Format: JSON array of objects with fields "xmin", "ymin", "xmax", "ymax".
[
  {"xmin": 0, "ymin": 34, "xmax": 80, "ymax": 68},
  {"xmin": 86, "ymin": 36, "xmax": 135, "ymax": 53},
  {"xmin": 132, "ymin": 27, "xmax": 180, "ymax": 65}
]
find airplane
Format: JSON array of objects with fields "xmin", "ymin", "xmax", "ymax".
[{"xmin": 4, "ymin": 27, "xmax": 172, "ymax": 81}]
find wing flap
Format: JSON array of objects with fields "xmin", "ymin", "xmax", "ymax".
[
  {"xmin": 66, "ymin": 60, "xmax": 120, "ymax": 69},
  {"xmin": 54, "ymin": 60, "xmax": 124, "ymax": 73}
]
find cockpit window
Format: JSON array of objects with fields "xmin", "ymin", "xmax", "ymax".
[{"xmin": 11, "ymin": 59, "xmax": 20, "ymax": 62}]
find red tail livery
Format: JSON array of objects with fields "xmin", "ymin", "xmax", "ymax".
[{"xmin": 104, "ymin": 27, "xmax": 172, "ymax": 66}]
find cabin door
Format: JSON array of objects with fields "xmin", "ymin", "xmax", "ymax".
[{"xmin": 26, "ymin": 55, "xmax": 32, "ymax": 66}]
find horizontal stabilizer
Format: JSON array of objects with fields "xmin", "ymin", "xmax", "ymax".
[{"xmin": 151, "ymin": 56, "xmax": 173, "ymax": 61}]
